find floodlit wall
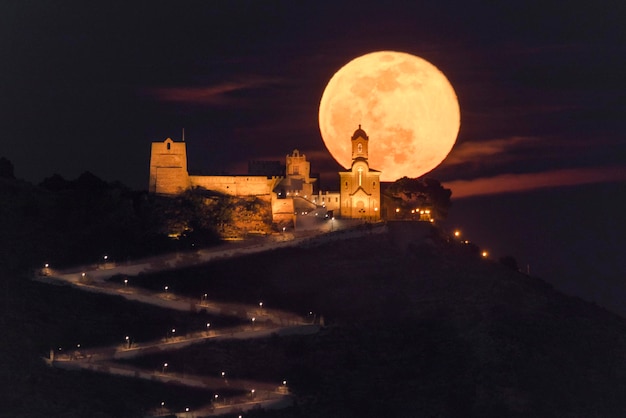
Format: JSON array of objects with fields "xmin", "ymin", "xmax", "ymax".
[
  {"xmin": 189, "ymin": 175, "xmax": 280, "ymax": 196},
  {"xmin": 149, "ymin": 138, "xmax": 190, "ymax": 194}
]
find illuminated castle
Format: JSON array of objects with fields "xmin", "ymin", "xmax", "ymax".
[{"xmin": 148, "ymin": 126, "xmax": 381, "ymax": 222}]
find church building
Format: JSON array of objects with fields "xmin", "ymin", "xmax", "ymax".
[{"xmin": 339, "ymin": 126, "xmax": 381, "ymax": 221}]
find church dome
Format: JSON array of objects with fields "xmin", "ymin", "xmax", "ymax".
[{"xmin": 351, "ymin": 125, "xmax": 369, "ymax": 140}]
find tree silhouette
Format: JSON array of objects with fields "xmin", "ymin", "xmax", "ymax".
[
  {"xmin": 0, "ymin": 157, "xmax": 15, "ymax": 179},
  {"xmin": 384, "ymin": 177, "xmax": 452, "ymax": 221}
]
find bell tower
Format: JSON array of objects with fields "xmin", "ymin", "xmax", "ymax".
[{"xmin": 351, "ymin": 124, "xmax": 369, "ymax": 161}]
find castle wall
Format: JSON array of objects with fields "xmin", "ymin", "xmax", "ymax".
[
  {"xmin": 189, "ymin": 175, "xmax": 279, "ymax": 196},
  {"xmin": 271, "ymin": 196, "xmax": 296, "ymax": 226}
]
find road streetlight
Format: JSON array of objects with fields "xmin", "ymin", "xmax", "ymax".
[
  {"xmin": 162, "ymin": 362, "xmax": 168, "ymax": 373},
  {"xmin": 124, "ymin": 278, "xmax": 128, "ymax": 287},
  {"xmin": 206, "ymin": 323, "xmax": 211, "ymax": 335},
  {"xmin": 164, "ymin": 285, "xmax": 169, "ymax": 293}
]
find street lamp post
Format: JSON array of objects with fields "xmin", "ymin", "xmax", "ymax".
[{"xmin": 162, "ymin": 362, "xmax": 168, "ymax": 373}]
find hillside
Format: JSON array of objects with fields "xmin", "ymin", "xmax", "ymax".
[
  {"xmin": 119, "ymin": 223, "xmax": 626, "ymax": 417},
  {"xmin": 3, "ymin": 173, "xmax": 626, "ymax": 416}
]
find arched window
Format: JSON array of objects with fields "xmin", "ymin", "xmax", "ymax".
[
  {"xmin": 167, "ymin": 142, "xmax": 171, "ymax": 150},
  {"xmin": 357, "ymin": 143, "xmax": 363, "ymax": 153}
]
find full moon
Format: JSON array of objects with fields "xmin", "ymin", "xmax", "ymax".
[{"xmin": 318, "ymin": 51, "xmax": 460, "ymax": 181}]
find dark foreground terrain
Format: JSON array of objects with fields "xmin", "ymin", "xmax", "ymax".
[
  {"xmin": 5, "ymin": 224, "xmax": 626, "ymax": 416},
  {"xmin": 2, "ymin": 171, "xmax": 626, "ymax": 417},
  {"xmin": 118, "ymin": 224, "xmax": 626, "ymax": 417}
]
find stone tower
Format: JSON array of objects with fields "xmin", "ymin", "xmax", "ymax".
[
  {"xmin": 284, "ymin": 149, "xmax": 316, "ymax": 198},
  {"xmin": 148, "ymin": 138, "xmax": 190, "ymax": 194},
  {"xmin": 339, "ymin": 126, "xmax": 381, "ymax": 220}
]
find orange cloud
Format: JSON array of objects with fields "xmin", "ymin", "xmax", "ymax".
[{"xmin": 445, "ymin": 166, "xmax": 626, "ymax": 199}]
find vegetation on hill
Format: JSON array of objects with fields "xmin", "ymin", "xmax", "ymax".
[{"xmin": 383, "ymin": 177, "xmax": 452, "ymax": 221}]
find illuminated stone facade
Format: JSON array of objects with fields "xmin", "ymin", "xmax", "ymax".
[
  {"xmin": 149, "ymin": 139, "xmax": 316, "ymax": 225},
  {"xmin": 149, "ymin": 138, "xmax": 190, "ymax": 194},
  {"xmin": 149, "ymin": 138, "xmax": 279, "ymax": 197},
  {"xmin": 149, "ymin": 127, "xmax": 382, "ymax": 224},
  {"xmin": 339, "ymin": 126, "xmax": 381, "ymax": 221}
]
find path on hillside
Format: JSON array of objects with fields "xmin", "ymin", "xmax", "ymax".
[
  {"xmin": 46, "ymin": 323, "xmax": 317, "ymax": 417},
  {"xmin": 36, "ymin": 222, "xmax": 386, "ymax": 417},
  {"xmin": 43, "ymin": 220, "xmax": 385, "ymax": 284}
]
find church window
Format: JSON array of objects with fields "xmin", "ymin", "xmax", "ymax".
[
  {"xmin": 293, "ymin": 166, "xmax": 299, "ymax": 175},
  {"xmin": 167, "ymin": 142, "xmax": 171, "ymax": 150},
  {"xmin": 373, "ymin": 181, "xmax": 376, "ymax": 187},
  {"xmin": 357, "ymin": 143, "xmax": 363, "ymax": 153}
]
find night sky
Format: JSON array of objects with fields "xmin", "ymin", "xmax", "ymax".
[{"xmin": 2, "ymin": 2, "xmax": 625, "ymax": 311}]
